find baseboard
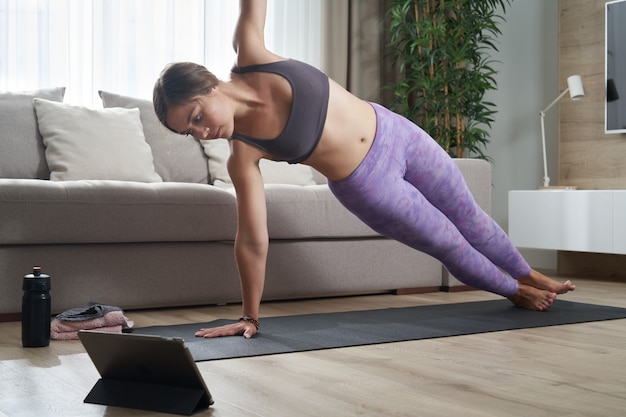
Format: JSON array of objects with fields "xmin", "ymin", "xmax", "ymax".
[
  {"xmin": 0, "ymin": 312, "xmax": 21, "ymax": 322},
  {"xmin": 393, "ymin": 286, "xmax": 441, "ymax": 295},
  {"xmin": 394, "ymin": 285, "xmax": 479, "ymax": 295},
  {"xmin": 440, "ymin": 285, "xmax": 477, "ymax": 293}
]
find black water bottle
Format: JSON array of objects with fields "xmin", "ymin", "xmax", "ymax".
[{"xmin": 22, "ymin": 266, "xmax": 51, "ymax": 347}]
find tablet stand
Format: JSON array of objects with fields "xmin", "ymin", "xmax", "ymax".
[{"xmin": 85, "ymin": 377, "xmax": 212, "ymax": 415}]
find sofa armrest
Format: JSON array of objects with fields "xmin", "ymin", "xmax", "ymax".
[
  {"xmin": 454, "ymin": 158, "xmax": 491, "ymax": 215},
  {"xmin": 443, "ymin": 158, "xmax": 492, "ymax": 289}
]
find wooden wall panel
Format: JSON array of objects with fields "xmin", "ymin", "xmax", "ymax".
[
  {"xmin": 558, "ymin": 0, "xmax": 626, "ymax": 189},
  {"xmin": 558, "ymin": 0, "xmax": 626, "ymax": 276}
]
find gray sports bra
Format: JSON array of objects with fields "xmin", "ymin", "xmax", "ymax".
[{"xmin": 230, "ymin": 59, "xmax": 330, "ymax": 164}]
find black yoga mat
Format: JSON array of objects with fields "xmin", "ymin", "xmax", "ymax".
[{"xmin": 130, "ymin": 300, "xmax": 626, "ymax": 362}]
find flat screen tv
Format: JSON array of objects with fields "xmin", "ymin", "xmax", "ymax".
[{"xmin": 606, "ymin": 0, "xmax": 626, "ymax": 134}]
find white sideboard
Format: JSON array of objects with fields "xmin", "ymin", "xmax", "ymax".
[{"xmin": 508, "ymin": 190, "xmax": 626, "ymax": 255}]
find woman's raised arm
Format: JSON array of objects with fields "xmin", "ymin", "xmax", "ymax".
[{"xmin": 233, "ymin": 0, "xmax": 282, "ymax": 66}]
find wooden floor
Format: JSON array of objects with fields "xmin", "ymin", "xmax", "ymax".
[{"xmin": 1, "ymin": 275, "xmax": 625, "ymax": 417}]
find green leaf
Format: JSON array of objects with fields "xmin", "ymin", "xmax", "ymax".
[{"xmin": 384, "ymin": 0, "xmax": 511, "ymax": 160}]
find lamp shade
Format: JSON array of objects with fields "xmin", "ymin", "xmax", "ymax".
[{"xmin": 567, "ymin": 75, "xmax": 585, "ymax": 100}]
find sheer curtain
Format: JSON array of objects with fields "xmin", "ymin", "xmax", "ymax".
[{"xmin": 0, "ymin": 0, "xmax": 322, "ymax": 106}]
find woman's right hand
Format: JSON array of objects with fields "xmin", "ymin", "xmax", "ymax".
[{"xmin": 195, "ymin": 320, "xmax": 258, "ymax": 339}]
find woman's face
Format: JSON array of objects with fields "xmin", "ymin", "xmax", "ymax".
[{"xmin": 165, "ymin": 88, "xmax": 230, "ymax": 140}]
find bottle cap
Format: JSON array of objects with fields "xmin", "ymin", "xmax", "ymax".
[{"xmin": 23, "ymin": 266, "xmax": 51, "ymax": 291}]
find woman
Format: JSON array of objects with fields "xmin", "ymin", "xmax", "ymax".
[{"xmin": 153, "ymin": 0, "xmax": 575, "ymax": 339}]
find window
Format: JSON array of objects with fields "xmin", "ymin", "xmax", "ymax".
[{"xmin": 0, "ymin": 0, "xmax": 321, "ymax": 106}]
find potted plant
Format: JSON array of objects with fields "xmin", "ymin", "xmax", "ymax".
[{"xmin": 385, "ymin": 0, "xmax": 511, "ymax": 160}]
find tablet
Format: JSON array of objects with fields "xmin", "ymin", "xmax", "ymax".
[{"xmin": 78, "ymin": 330, "xmax": 213, "ymax": 415}]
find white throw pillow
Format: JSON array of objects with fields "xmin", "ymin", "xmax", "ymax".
[
  {"xmin": 201, "ymin": 139, "xmax": 317, "ymax": 187},
  {"xmin": 98, "ymin": 90, "xmax": 209, "ymax": 184},
  {"xmin": 33, "ymin": 98, "xmax": 162, "ymax": 182}
]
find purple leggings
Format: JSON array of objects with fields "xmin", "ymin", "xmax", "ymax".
[{"xmin": 328, "ymin": 103, "xmax": 530, "ymax": 297}]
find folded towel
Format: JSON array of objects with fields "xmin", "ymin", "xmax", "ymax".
[
  {"xmin": 51, "ymin": 310, "xmax": 134, "ymax": 340},
  {"xmin": 52, "ymin": 324, "xmax": 124, "ymax": 341},
  {"xmin": 55, "ymin": 303, "xmax": 122, "ymax": 322}
]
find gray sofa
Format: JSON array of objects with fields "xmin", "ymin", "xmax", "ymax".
[{"xmin": 0, "ymin": 88, "xmax": 492, "ymax": 318}]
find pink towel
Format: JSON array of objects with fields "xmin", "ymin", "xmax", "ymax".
[{"xmin": 51, "ymin": 310, "xmax": 134, "ymax": 340}]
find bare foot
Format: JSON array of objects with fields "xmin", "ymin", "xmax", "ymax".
[
  {"xmin": 518, "ymin": 269, "xmax": 576, "ymax": 294},
  {"xmin": 508, "ymin": 283, "xmax": 557, "ymax": 311}
]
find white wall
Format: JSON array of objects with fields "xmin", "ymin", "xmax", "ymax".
[{"xmin": 486, "ymin": 0, "xmax": 559, "ymax": 269}]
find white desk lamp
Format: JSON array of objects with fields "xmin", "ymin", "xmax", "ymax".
[{"xmin": 539, "ymin": 75, "xmax": 585, "ymax": 188}]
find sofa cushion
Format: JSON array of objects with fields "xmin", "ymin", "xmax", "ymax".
[
  {"xmin": 0, "ymin": 87, "xmax": 65, "ymax": 179},
  {"xmin": 99, "ymin": 90, "xmax": 209, "ymax": 184},
  {"xmin": 0, "ymin": 179, "xmax": 237, "ymax": 245},
  {"xmin": 33, "ymin": 99, "xmax": 162, "ymax": 182},
  {"xmin": 201, "ymin": 139, "xmax": 318, "ymax": 186}
]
